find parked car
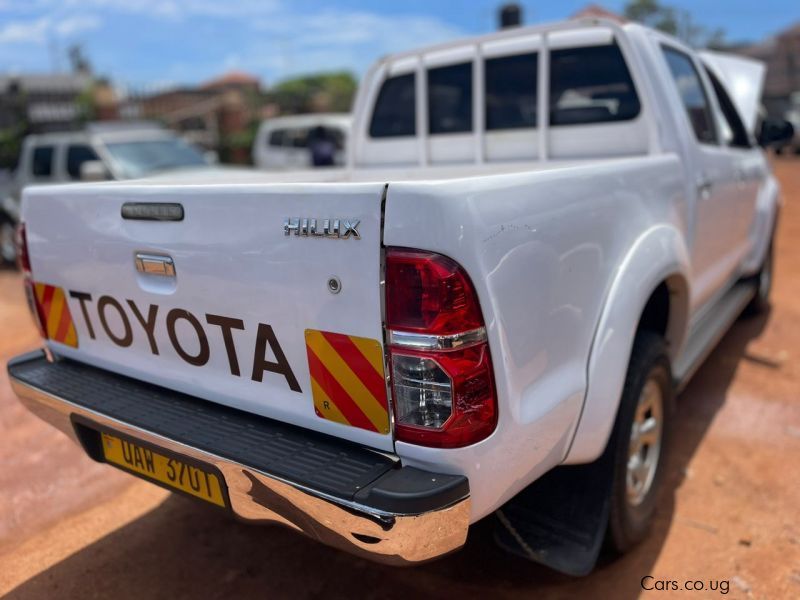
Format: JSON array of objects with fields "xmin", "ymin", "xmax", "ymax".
[
  {"xmin": 253, "ymin": 114, "xmax": 350, "ymax": 169},
  {"xmin": 775, "ymin": 105, "xmax": 800, "ymax": 154},
  {"xmin": 7, "ymin": 18, "xmax": 792, "ymax": 575},
  {"xmin": 0, "ymin": 122, "xmax": 215, "ymax": 263}
]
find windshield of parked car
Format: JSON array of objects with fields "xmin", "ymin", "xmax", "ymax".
[{"xmin": 103, "ymin": 138, "xmax": 208, "ymax": 178}]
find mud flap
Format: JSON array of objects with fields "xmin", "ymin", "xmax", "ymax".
[{"xmin": 493, "ymin": 446, "xmax": 615, "ymax": 576}]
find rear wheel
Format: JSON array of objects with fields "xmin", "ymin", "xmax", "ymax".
[
  {"xmin": 606, "ymin": 331, "xmax": 673, "ymax": 553},
  {"xmin": 743, "ymin": 239, "xmax": 773, "ymax": 317},
  {"xmin": 0, "ymin": 214, "xmax": 17, "ymax": 266}
]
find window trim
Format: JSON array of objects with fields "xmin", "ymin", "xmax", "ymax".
[{"xmin": 660, "ymin": 43, "xmax": 719, "ymax": 147}]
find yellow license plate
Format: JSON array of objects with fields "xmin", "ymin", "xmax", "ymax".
[{"xmin": 101, "ymin": 432, "xmax": 226, "ymax": 507}]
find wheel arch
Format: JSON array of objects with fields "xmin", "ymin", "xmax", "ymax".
[{"xmin": 564, "ymin": 225, "xmax": 691, "ymax": 465}]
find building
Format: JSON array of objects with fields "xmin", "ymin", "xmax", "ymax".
[
  {"xmin": 130, "ymin": 71, "xmax": 265, "ymax": 163},
  {"xmin": 0, "ymin": 73, "xmax": 96, "ymax": 134}
]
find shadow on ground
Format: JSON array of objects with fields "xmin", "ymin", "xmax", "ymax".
[{"xmin": 5, "ymin": 313, "xmax": 769, "ymax": 600}]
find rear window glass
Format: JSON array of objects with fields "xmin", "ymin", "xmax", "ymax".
[
  {"xmin": 31, "ymin": 146, "xmax": 54, "ymax": 177},
  {"xmin": 550, "ymin": 44, "xmax": 640, "ymax": 126},
  {"xmin": 485, "ymin": 52, "xmax": 538, "ymax": 130},
  {"xmin": 428, "ymin": 62, "xmax": 473, "ymax": 134},
  {"xmin": 369, "ymin": 73, "xmax": 416, "ymax": 138},
  {"xmin": 268, "ymin": 129, "xmax": 286, "ymax": 147},
  {"xmin": 661, "ymin": 46, "xmax": 717, "ymax": 144},
  {"xmin": 66, "ymin": 144, "xmax": 99, "ymax": 179}
]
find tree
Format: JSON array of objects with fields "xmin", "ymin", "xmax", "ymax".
[
  {"xmin": 623, "ymin": 0, "xmax": 725, "ymax": 48},
  {"xmin": 68, "ymin": 44, "xmax": 92, "ymax": 75},
  {"xmin": 269, "ymin": 72, "xmax": 357, "ymax": 114}
]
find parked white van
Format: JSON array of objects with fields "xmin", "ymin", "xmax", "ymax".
[{"xmin": 253, "ymin": 114, "xmax": 350, "ymax": 170}]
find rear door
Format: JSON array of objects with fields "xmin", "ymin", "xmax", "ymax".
[
  {"xmin": 24, "ymin": 181, "xmax": 393, "ymax": 450},
  {"xmin": 660, "ymin": 44, "xmax": 742, "ymax": 310}
]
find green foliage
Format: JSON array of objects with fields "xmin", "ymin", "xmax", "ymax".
[
  {"xmin": 623, "ymin": 0, "xmax": 726, "ymax": 48},
  {"xmin": 269, "ymin": 71, "xmax": 357, "ymax": 114},
  {"xmin": 0, "ymin": 123, "xmax": 26, "ymax": 171},
  {"xmin": 75, "ymin": 85, "xmax": 97, "ymax": 123}
]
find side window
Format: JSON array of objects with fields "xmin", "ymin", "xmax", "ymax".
[
  {"xmin": 428, "ymin": 62, "xmax": 473, "ymax": 134},
  {"xmin": 31, "ymin": 146, "xmax": 54, "ymax": 177},
  {"xmin": 485, "ymin": 52, "xmax": 538, "ymax": 130},
  {"xmin": 661, "ymin": 46, "xmax": 717, "ymax": 144},
  {"xmin": 66, "ymin": 145, "xmax": 99, "ymax": 180},
  {"xmin": 704, "ymin": 67, "xmax": 751, "ymax": 149},
  {"xmin": 550, "ymin": 44, "xmax": 641, "ymax": 126},
  {"xmin": 268, "ymin": 129, "xmax": 286, "ymax": 147},
  {"xmin": 369, "ymin": 73, "xmax": 416, "ymax": 138},
  {"xmin": 289, "ymin": 128, "xmax": 308, "ymax": 148}
]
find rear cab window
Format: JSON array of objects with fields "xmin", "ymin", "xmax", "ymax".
[
  {"xmin": 31, "ymin": 146, "xmax": 54, "ymax": 178},
  {"xmin": 550, "ymin": 44, "xmax": 641, "ymax": 126},
  {"xmin": 428, "ymin": 62, "xmax": 472, "ymax": 134},
  {"xmin": 369, "ymin": 73, "xmax": 416, "ymax": 138},
  {"xmin": 361, "ymin": 37, "xmax": 648, "ymax": 164},
  {"xmin": 485, "ymin": 52, "xmax": 538, "ymax": 130}
]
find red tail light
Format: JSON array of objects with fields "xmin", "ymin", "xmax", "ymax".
[
  {"xmin": 15, "ymin": 222, "xmax": 31, "ymax": 275},
  {"xmin": 16, "ymin": 223, "xmax": 47, "ymax": 339},
  {"xmin": 385, "ymin": 248, "xmax": 497, "ymax": 448}
]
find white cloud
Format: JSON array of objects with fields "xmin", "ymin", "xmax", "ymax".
[
  {"xmin": 0, "ymin": 14, "xmax": 102, "ymax": 45},
  {"xmin": 0, "ymin": 17, "xmax": 51, "ymax": 44},
  {"xmin": 55, "ymin": 15, "xmax": 103, "ymax": 36},
  {"xmin": 53, "ymin": 0, "xmax": 281, "ymax": 20},
  {"xmin": 241, "ymin": 9, "xmax": 466, "ymax": 80},
  {"xmin": 0, "ymin": 1, "xmax": 469, "ymax": 84}
]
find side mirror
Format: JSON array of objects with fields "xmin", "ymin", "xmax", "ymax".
[
  {"xmin": 80, "ymin": 160, "xmax": 110, "ymax": 182},
  {"xmin": 757, "ymin": 117, "xmax": 794, "ymax": 147}
]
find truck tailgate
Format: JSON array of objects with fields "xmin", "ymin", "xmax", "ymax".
[{"xmin": 23, "ymin": 182, "xmax": 393, "ymax": 451}]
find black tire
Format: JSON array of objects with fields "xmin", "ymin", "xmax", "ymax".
[
  {"xmin": 606, "ymin": 330, "xmax": 673, "ymax": 554},
  {"xmin": 743, "ymin": 239, "xmax": 773, "ymax": 317},
  {"xmin": 0, "ymin": 213, "xmax": 17, "ymax": 266}
]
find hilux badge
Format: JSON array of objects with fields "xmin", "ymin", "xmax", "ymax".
[{"xmin": 284, "ymin": 218, "xmax": 361, "ymax": 239}]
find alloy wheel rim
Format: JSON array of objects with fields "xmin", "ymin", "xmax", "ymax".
[{"xmin": 626, "ymin": 376, "xmax": 663, "ymax": 507}]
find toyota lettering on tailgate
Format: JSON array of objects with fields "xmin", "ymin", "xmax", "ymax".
[{"xmin": 67, "ymin": 291, "xmax": 302, "ymax": 393}]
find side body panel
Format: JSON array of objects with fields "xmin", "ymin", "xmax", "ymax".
[{"xmin": 383, "ymin": 155, "xmax": 686, "ymax": 520}]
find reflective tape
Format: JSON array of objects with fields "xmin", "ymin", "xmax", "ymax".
[
  {"xmin": 34, "ymin": 282, "xmax": 78, "ymax": 348},
  {"xmin": 305, "ymin": 329, "xmax": 388, "ymax": 434}
]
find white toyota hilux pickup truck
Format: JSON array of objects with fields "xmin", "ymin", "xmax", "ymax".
[{"xmin": 8, "ymin": 19, "xmax": 786, "ymax": 575}]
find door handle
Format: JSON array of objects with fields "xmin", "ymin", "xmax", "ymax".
[
  {"xmin": 135, "ymin": 253, "xmax": 175, "ymax": 277},
  {"xmin": 696, "ymin": 179, "xmax": 713, "ymax": 199}
]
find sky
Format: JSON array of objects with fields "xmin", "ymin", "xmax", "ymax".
[{"xmin": 0, "ymin": 0, "xmax": 798, "ymax": 89}]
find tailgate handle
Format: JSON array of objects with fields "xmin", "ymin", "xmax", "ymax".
[{"xmin": 135, "ymin": 253, "xmax": 176, "ymax": 277}]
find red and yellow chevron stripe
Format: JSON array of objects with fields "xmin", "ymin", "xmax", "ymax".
[
  {"xmin": 34, "ymin": 282, "xmax": 78, "ymax": 348},
  {"xmin": 305, "ymin": 329, "xmax": 389, "ymax": 434}
]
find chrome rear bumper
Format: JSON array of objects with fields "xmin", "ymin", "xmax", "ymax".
[{"xmin": 8, "ymin": 350, "xmax": 470, "ymax": 565}]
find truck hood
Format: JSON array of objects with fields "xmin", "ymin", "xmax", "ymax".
[{"xmin": 699, "ymin": 50, "xmax": 766, "ymax": 136}]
